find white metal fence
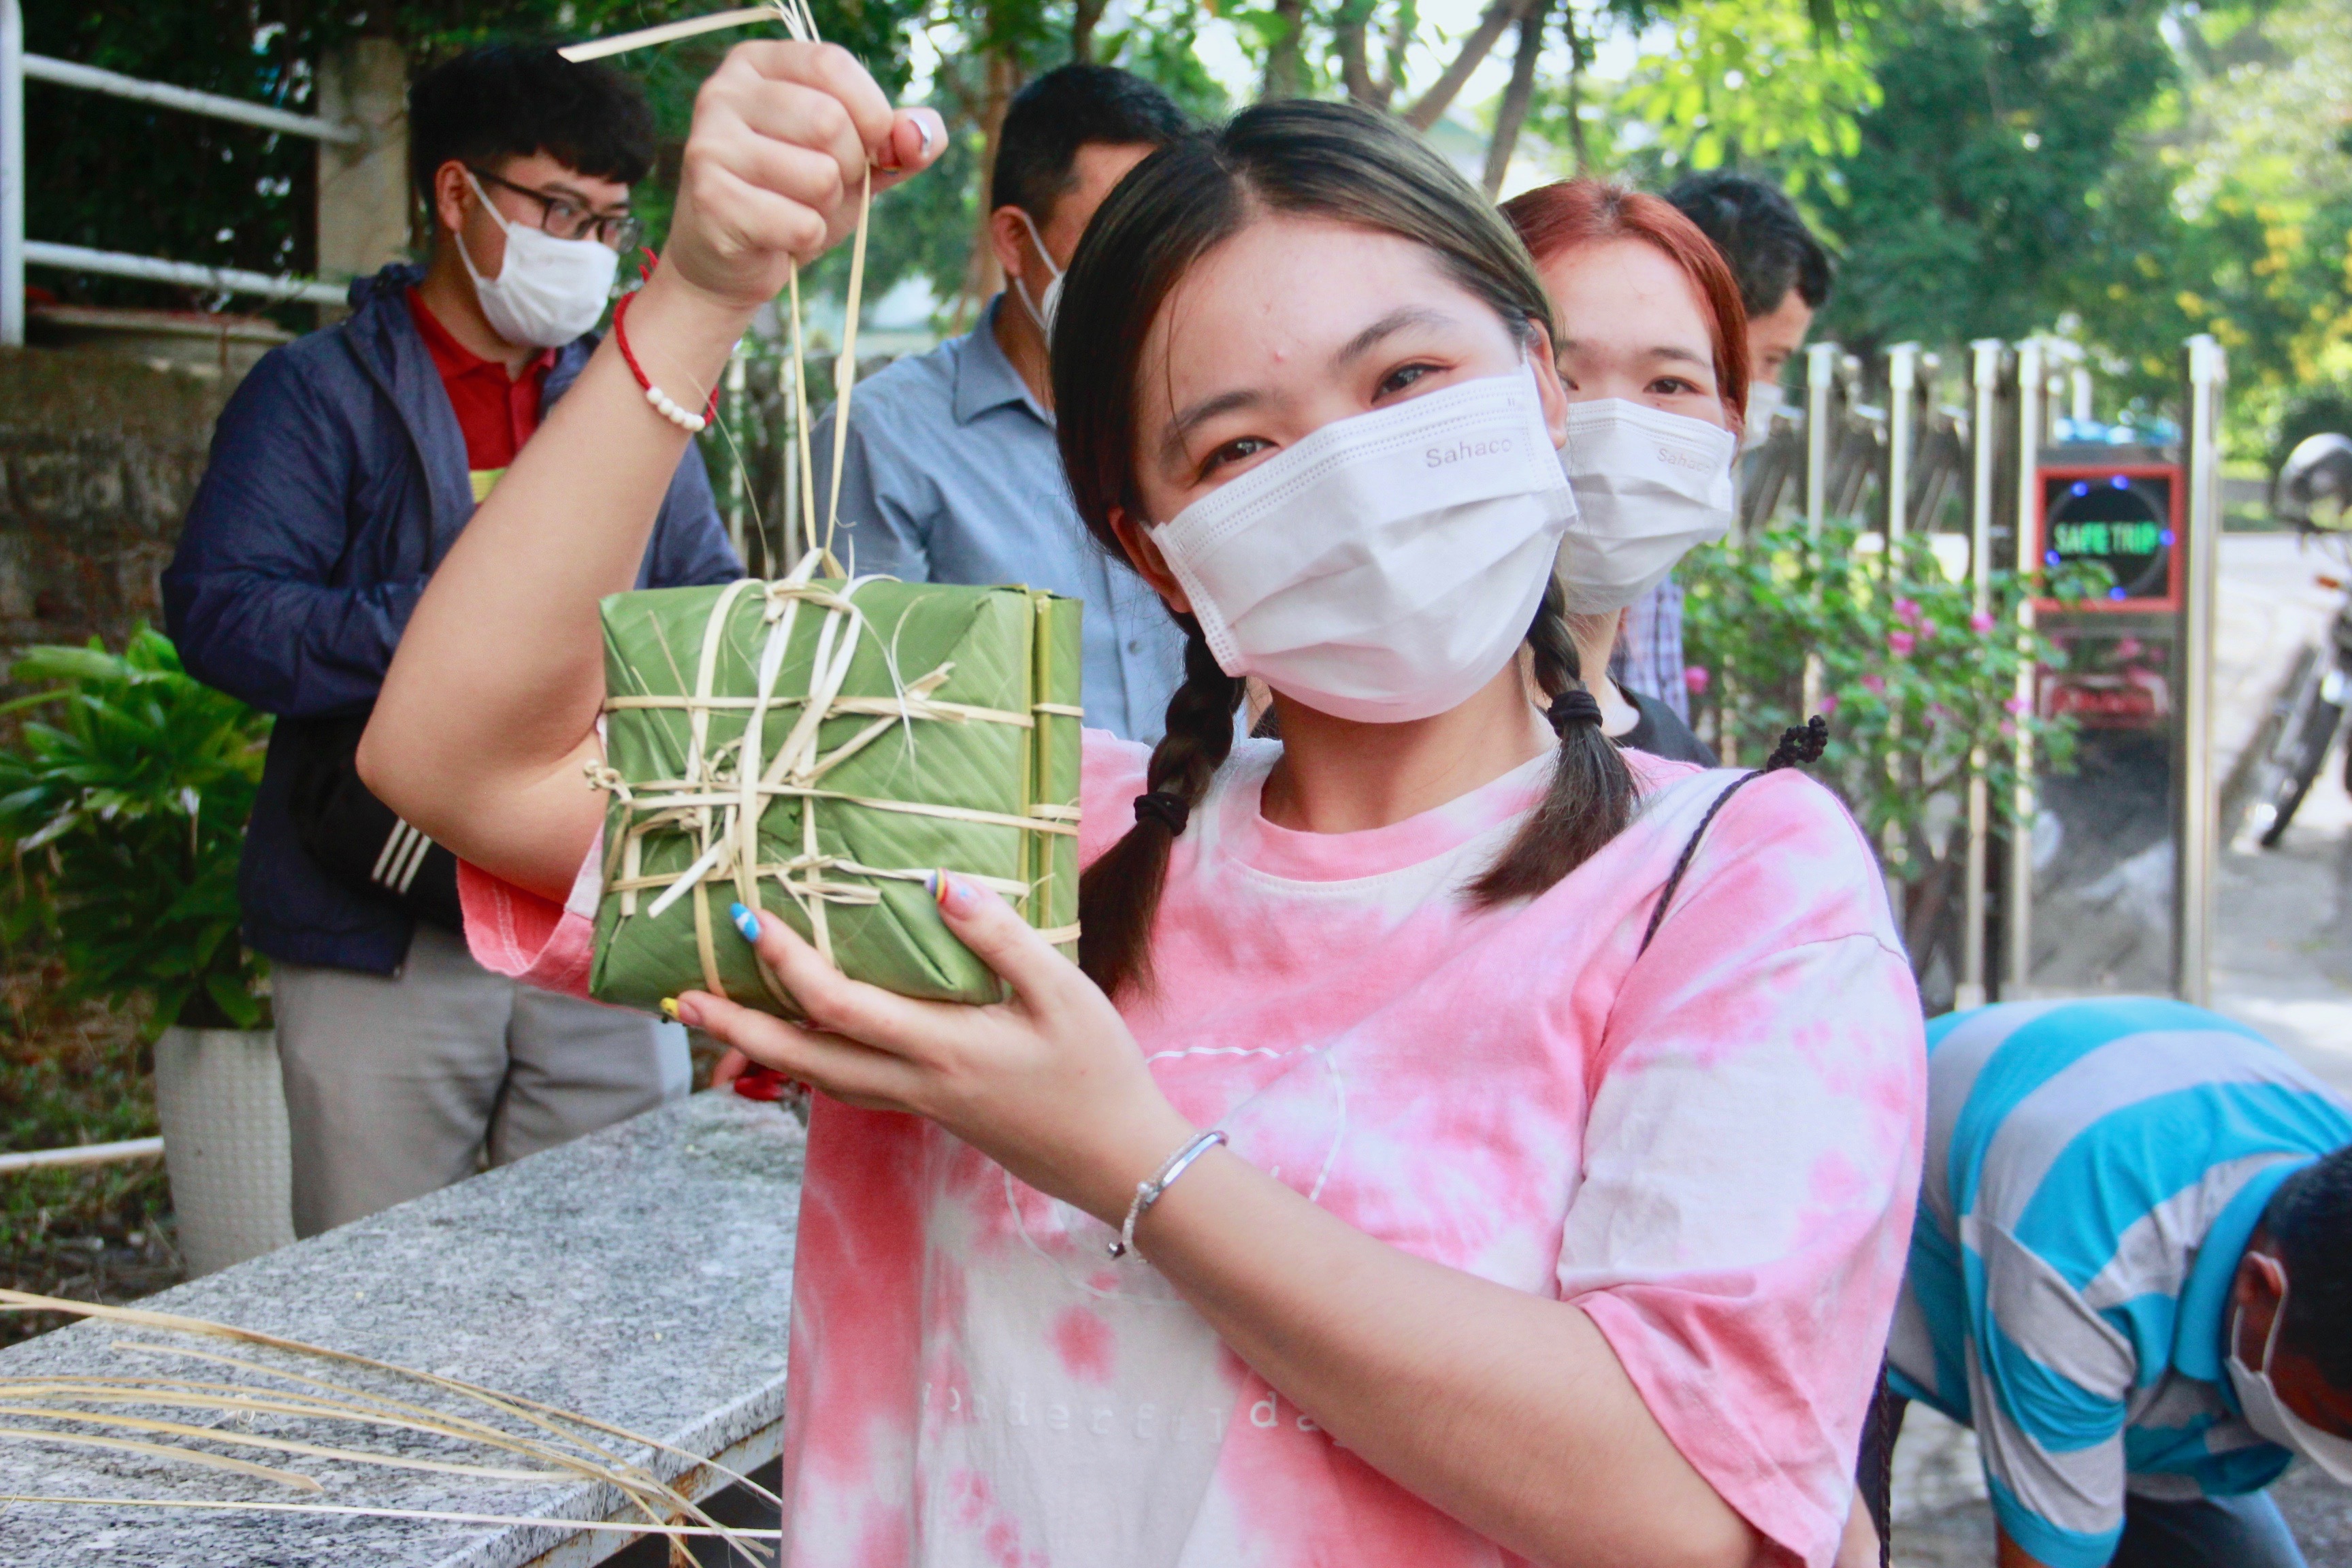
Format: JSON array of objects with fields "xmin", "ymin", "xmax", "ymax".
[{"xmin": 0, "ymin": 0, "xmax": 355, "ymax": 345}]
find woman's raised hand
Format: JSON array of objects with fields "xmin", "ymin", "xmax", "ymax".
[
  {"xmin": 673, "ymin": 878, "xmax": 1198, "ymax": 1226},
  {"xmin": 665, "ymin": 42, "xmax": 946, "ymax": 312}
]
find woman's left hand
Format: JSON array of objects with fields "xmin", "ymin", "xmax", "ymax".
[{"xmin": 673, "ymin": 875, "xmax": 1196, "ymax": 1224}]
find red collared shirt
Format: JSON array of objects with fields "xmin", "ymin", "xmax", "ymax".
[{"xmin": 407, "ymin": 289, "xmax": 558, "ymax": 502}]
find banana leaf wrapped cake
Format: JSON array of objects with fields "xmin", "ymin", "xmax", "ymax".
[{"xmin": 588, "ymin": 564, "xmax": 1083, "ymax": 1014}]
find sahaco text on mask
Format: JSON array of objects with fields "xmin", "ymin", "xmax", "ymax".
[{"xmin": 1426, "ymin": 436, "xmax": 1518, "ymax": 468}]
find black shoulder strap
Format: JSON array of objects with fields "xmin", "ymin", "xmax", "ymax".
[{"xmin": 1637, "ymin": 716, "xmax": 1829, "ymax": 957}]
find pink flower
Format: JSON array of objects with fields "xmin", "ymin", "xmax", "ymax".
[
  {"xmin": 1887, "ymin": 629, "xmax": 1916, "ymax": 656},
  {"xmin": 1918, "ymin": 620, "xmax": 1939, "ymax": 638},
  {"xmin": 1969, "ymin": 610, "xmax": 1995, "ymax": 634},
  {"xmin": 2004, "ymin": 696, "xmax": 2030, "ymax": 715},
  {"xmin": 1999, "ymin": 719, "xmax": 2016, "ymax": 738},
  {"xmin": 1819, "ymin": 692, "xmax": 1841, "ymax": 716},
  {"xmin": 2116, "ymin": 636, "xmax": 2142, "ymax": 659},
  {"xmin": 1861, "ymin": 674, "xmax": 1887, "ymax": 696},
  {"xmin": 1895, "ymin": 598, "xmax": 1923, "ymax": 625},
  {"xmin": 1684, "ymin": 664, "xmax": 1711, "ymax": 696}
]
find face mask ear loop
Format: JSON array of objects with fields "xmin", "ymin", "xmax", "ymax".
[
  {"xmin": 2261, "ymin": 1272, "xmax": 2290, "ymax": 1377},
  {"xmin": 1011, "ymin": 208, "xmax": 1062, "ymax": 336},
  {"xmin": 457, "ymin": 170, "xmax": 514, "ymax": 288}
]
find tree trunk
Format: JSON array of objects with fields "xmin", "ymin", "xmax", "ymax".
[
  {"xmin": 1337, "ymin": 0, "xmax": 1377, "ymax": 104},
  {"xmin": 1379, "ymin": 4, "xmax": 1411, "ymax": 109},
  {"xmin": 1401, "ymin": 0, "xmax": 1531, "ymax": 131},
  {"xmin": 956, "ymin": 48, "xmax": 1022, "ymax": 329},
  {"xmin": 1262, "ymin": 0, "xmax": 1309, "ymax": 99},
  {"xmin": 1071, "ymin": 0, "xmax": 1110, "ymax": 63},
  {"xmin": 1481, "ymin": 0, "xmax": 1548, "ymax": 195},
  {"xmin": 1561, "ymin": 0, "xmax": 1590, "ymax": 172}
]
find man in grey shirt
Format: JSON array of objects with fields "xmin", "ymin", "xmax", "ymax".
[{"xmin": 815, "ymin": 66, "xmax": 1190, "ymax": 742}]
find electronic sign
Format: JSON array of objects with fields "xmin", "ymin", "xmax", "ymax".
[{"xmin": 2034, "ymin": 463, "xmax": 2182, "ymax": 612}]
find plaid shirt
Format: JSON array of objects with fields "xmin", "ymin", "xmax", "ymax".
[{"xmin": 1612, "ymin": 575, "xmax": 1689, "ymax": 722}]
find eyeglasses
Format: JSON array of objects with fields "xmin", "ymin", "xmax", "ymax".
[{"xmin": 468, "ymin": 167, "xmax": 644, "ymax": 252}]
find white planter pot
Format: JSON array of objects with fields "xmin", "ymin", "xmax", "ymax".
[{"xmin": 152, "ymin": 1026, "xmax": 295, "ymax": 1277}]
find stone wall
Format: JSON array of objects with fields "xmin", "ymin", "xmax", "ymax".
[{"xmin": 0, "ymin": 346, "xmax": 233, "ymax": 662}]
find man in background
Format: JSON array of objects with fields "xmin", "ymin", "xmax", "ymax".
[
  {"xmin": 1670, "ymin": 171, "xmax": 1835, "ymax": 421},
  {"xmin": 1862, "ymin": 997, "xmax": 2352, "ymax": 1568},
  {"xmin": 165, "ymin": 46, "xmax": 738, "ymax": 1238},
  {"xmin": 812, "ymin": 65, "xmax": 1190, "ymax": 743},
  {"xmin": 1612, "ymin": 172, "xmax": 1835, "ymax": 721}
]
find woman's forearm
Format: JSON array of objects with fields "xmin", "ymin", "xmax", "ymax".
[
  {"xmin": 361, "ymin": 272, "xmax": 754, "ymax": 896},
  {"xmin": 1138, "ymin": 1152, "xmax": 1763, "ymax": 1568}
]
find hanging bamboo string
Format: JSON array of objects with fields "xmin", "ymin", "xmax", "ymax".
[
  {"xmin": 789, "ymin": 261, "xmax": 821, "ymax": 564},
  {"xmin": 559, "ymin": 6, "xmax": 785, "ymax": 62},
  {"xmin": 822, "ymin": 170, "xmax": 875, "ymax": 565}
]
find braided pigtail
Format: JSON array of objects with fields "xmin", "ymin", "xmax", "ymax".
[
  {"xmin": 1078, "ymin": 615, "xmax": 1244, "ymax": 998},
  {"xmin": 1467, "ymin": 576, "xmax": 1641, "ymax": 904}
]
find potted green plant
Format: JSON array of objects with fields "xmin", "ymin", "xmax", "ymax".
[{"xmin": 0, "ymin": 628, "xmax": 288, "ymax": 1275}]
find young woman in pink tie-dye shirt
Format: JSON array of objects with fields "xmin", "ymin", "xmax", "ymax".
[{"xmin": 363, "ymin": 46, "xmax": 1925, "ymax": 1568}]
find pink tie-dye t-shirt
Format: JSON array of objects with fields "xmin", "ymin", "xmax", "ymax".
[{"xmin": 461, "ymin": 731, "xmax": 1925, "ymax": 1567}]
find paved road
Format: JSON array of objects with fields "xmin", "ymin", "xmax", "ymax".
[{"xmin": 1890, "ymin": 532, "xmax": 2352, "ymax": 1564}]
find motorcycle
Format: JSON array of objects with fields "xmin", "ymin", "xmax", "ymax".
[{"xmin": 2240, "ymin": 432, "xmax": 2352, "ymax": 847}]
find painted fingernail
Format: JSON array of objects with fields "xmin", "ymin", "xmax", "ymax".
[
  {"xmin": 659, "ymin": 996, "xmax": 681, "ymax": 1021},
  {"xmin": 933, "ymin": 871, "xmax": 973, "ymax": 915},
  {"xmin": 916, "ymin": 116, "xmax": 937, "ymax": 158},
  {"xmin": 673, "ymin": 994, "xmax": 704, "ymax": 1027},
  {"xmin": 730, "ymin": 902, "xmax": 761, "ymax": 941}
]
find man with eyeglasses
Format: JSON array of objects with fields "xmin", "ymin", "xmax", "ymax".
[{"xmin": 164, "ymin": 45, "xmax": 740, "ymax": 1240}]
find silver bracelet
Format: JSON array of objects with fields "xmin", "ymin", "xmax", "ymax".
[{"xmin": 1107, "ymin": 1130, "xmax": 1228, "ymax": 1260}]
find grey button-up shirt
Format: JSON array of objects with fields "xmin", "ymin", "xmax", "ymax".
[{"xmin": 811, "ymin": 297, "xmax": 1186, "ymax": 745}]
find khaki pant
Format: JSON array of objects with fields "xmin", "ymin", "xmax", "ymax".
[{"xmin": 273, "ymin": 924, "xmax": 690, "ymax": 1237}]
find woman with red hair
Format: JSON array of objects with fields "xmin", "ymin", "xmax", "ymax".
[
  {"xmin": 1510, "ymin": 184, "xmax": 1894, "ymax": 1568},
  {"xmin": 1501, "ymin": 180, "xmax": 1750, "ymax": 768}
]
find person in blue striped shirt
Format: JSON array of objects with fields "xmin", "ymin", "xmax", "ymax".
[{"xmin": 1872, "ymin": 997, "xmax": 2352, "ymax": 1567}]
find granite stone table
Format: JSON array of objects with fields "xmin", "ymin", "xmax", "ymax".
[{"xmin": 0, "ymin": 1088, "xmax": 806, "ymax": 1567}]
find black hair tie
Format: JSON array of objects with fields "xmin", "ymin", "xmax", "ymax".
[
  {"xmin": 1133, "ymin": 790, "xmax": 1190, "ymax": 836},
  {"xmin": 1765, "ymin": 715, "xmax": 1831, "ymax": 772},
  {"xmin": 1547, "ymin": 688, "xmax": 1604, "ymax": 734}
]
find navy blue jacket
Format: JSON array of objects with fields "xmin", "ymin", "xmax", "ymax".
[{"xmin": 163, "ymin": 264, "xmax": 742, "ymax": 975}]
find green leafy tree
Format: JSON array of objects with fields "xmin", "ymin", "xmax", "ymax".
[
  {"xmin": 1612, "ymin": 0, "xmax": 1880, "ymax": 197},
  {"xmin": 2119, "ymin": 0, "xmax": 2352, "ymax": 438},
  {"xmin": 0, "ymin": 631, "xmax": 272, "ymax": 1036},
  {"xmin": 1818, "ymin": 0, "xmax": 2178, "ymax": 363}
]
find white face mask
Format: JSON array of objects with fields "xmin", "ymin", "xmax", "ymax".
[
  {"xmin": 2226, "ymin": 1284, "xmax": 2352, "ymax": 1484},
  {"xmin": 1554, "ymin": 397, "xmax": 1737, "ymax": 615},
  {"xmin": 1150, "ymin": 364, "xmax": 1575, "ymax": 726},
  {"xmin": 459, "ymin": 172, "xmax": 620, "ymax": 349},
  {"xmin": 1742, "ymin": 380, "xmax": 1784, "ymax": 453},
  {"xmin": 1011, "ymin": 208, "xmax": 1064, "ymax": 344}
]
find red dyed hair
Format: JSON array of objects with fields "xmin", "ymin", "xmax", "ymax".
[{"xmin": 1500, "ymin": 178, "xmax": 1751, "ymax": 431}]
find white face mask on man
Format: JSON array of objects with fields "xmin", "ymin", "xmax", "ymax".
[
  {"xmin": 1552, "ymin": 397, "xmax": 1737, "ymax": 615},
  {"xmin": 2227, "ymin": 1281, "xmax": 2352, "ymax": 1484},
  {"xmin": 1742, "ymin": 380, "xmax": 1785, "ymax": 453},
  {"xmin": 1149, "ymin": 363, "xmax": 1576, "ymax": 726},
  {"xmin": 1011, "ymin": 208, "xmax": 1065, "ymax": 345},
  {"xmin": 459, "ymin": 172, "xmax": 621, "ymax": 349}
]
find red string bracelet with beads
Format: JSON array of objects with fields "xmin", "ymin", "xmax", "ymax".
[{"xmin": 612, "ymin": 249, "xmax": 720, "ymax": 431}]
